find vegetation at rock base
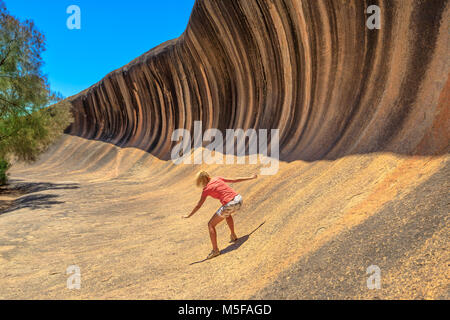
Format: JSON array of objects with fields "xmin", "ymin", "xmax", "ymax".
[{"xmin": 0, "ymin": 1, "xmax": 73, "ymax": 185}]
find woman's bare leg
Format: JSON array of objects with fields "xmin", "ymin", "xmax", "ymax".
[
  {"xmin": 208, "ymin": 213, "xmax": 224, "ymax": 251},
  {"xmin": 226, "ymin": 216, "xmax": 237, "ymax": 240}
]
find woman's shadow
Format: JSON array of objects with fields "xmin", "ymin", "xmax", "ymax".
[{"xmin": 190, "ymin": 221, "xmax": 265, "ymax": 265}]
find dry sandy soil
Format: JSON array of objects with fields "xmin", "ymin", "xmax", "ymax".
[{"xmin": 0, "ymin": 134, "xmax": 448, "ymax": 299}]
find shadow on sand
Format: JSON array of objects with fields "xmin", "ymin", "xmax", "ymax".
[
  {"xmin": 0, "ymin": 180, "xmax": 80, "ymax": 215},
  {"xmin": 190, "ymin": 221, "xmax": 265, "ymax": 265},
  {"xmin": 0, "ymin": 180, "xmax": 80, "ymax": 195}
]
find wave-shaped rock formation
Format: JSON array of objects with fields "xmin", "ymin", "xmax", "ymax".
[{"xmin": 66, "ymin": 0, "xmax": 450, "ymax": 161}]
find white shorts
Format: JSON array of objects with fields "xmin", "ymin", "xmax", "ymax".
[{"xmin": 216, "ymin": 194, "xmax": 243, "ymax": 218}]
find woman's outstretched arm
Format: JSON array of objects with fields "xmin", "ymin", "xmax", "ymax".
[
  {"xmin": 182, "ymin": 195, "xmax": 207, "ymax": 218},
  {"xmin": 222, "ymin": 174, "xmax": 258, "ymax": 183}
]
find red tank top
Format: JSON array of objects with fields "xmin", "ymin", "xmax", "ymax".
[{"xmin": 201, "ymin": 177, "xmax": 238, "ymax": 205}]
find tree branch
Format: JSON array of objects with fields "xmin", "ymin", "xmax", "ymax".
[
  {"xmin": 0, "ymin": 73, "xmax": 18, "ymax": 79},
  {"xmin": 0, "ymin": 34, "xmax": 17, "ymax": 68},
  {"xmin": 0, "ymin": 95, "xmax": 32, "ymax": 116}
]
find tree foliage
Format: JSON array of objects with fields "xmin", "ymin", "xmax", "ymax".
[{"xmin": 0, "ymin": 1, "xmax": 73, "ymax": 185}]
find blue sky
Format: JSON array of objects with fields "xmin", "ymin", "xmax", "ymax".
[{"xmin": 4, "ymin": 0, "xmax": 195, "ymax": 98}]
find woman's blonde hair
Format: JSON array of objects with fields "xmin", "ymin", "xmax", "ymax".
[{"xmin": 195, "ymin": 171, "xmax": 211, "ymax": 187}]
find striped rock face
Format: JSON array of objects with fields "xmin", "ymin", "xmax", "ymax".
[
  {"xmin": 66, "ymin": 0, "xmax": 449, "ymax": 161},
  {"xmin": 1, "ymin": 0, "xmax": 449, "ymax": 299}
]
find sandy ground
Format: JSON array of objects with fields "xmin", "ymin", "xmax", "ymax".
[{"xmin": 0, "ymin": 135, "xmax": 448, "ymax": 299}]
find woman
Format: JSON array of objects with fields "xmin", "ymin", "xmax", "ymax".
[{"xmin": 183, "ymin": 171, "xmax": 258, "ymax": 259}]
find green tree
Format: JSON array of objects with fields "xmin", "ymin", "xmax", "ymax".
[{"xmin": 0, "ymin": 1, "xmax": 72, "ymax": 185}]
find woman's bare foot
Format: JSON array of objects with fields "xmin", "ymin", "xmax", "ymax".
[{"xmin": 207, "ymin": 249, "xmax": 220, "ymax": 260}]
